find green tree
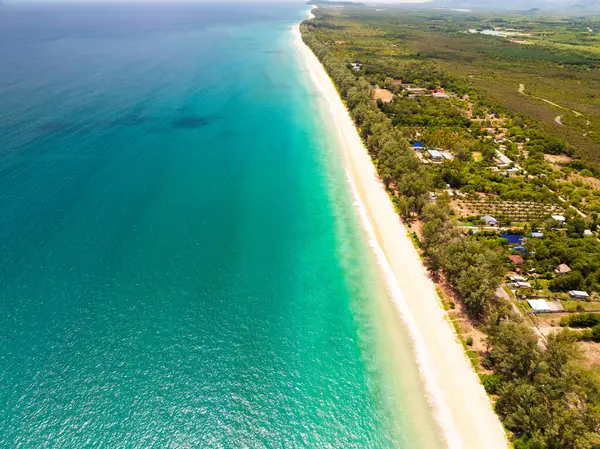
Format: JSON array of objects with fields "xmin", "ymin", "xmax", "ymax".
[{"xmin": 488, "ymin": 321, "xmax": 539, "ymax": 381}]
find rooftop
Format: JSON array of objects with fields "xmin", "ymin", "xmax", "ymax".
[
  {"xmin": 569, "ymin": 290, "xmax": 590, "ymax": 298},
  {"xmin": 482, "ymin": 215, "xmax": 498, "ymax": 226},
  {"xmin": 515, "ymin": 281, "xmax": 532, "ymax": 288},
  {"xmin": 508, "ymin": 255, "xmax": 524, "ymax": 264},
  {"xmin": 528, "ymin": 299, "xmax": 551, "ymax": 313}
]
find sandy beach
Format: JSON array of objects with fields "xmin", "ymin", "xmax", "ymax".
[{"xmin": 293, "ymin": 17, "xmax": 509, "ymax": 449}]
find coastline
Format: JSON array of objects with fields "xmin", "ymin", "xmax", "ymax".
[{"xmin": 292, "ymin": 15, "xmax": 509, "ymax": 449}]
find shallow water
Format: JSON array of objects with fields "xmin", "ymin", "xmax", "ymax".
[{"xmin": 0, "ymin": 3, "xmax": 443, "ymax": 448}]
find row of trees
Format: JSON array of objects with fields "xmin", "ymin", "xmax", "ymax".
[
  {"xmin": 302, "ymin": 25, "xmax": 432, "ymax": 217},
  {"xmin": 420, "ymin": 198, "xmax": 506, "ymax": 317},
  {"xmin": 302, "ymin": 19, "xmax": 600, "ymax": 448}
]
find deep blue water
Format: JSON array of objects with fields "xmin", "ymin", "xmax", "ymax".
[{"xmin": 0, "ymin": 3, "xmax": 442, "ymax": 448}]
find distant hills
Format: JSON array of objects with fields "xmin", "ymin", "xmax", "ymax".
[
  {"xmin": 308, "ymin": 0, "xmax": 365, "ymax": 6},
  {"xmin": 307, "ymin": 0, "xmax": 600, "ymax": 15},
  {"xmin": 428, "ymin": 0, "xmax": 600, "ymax": 14}
]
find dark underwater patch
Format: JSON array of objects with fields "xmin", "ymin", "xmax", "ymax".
[
  {"xmin": 112, "ymin": 116, "xmax": 155, "ymax": 126},
  {"xmin": 36, "ymin": 122, "xmax": 72, "ymax": 133},
  {"xmin": 172, "ymin": 116, "xmax": 211, "ymax": 129}
]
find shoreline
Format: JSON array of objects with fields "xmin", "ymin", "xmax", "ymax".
[{"xmin": 292, "ymin": 16, "xmax": 508, "ymax": 449}]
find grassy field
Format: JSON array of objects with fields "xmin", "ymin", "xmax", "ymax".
[{"xmin": 312, "ymin": 6, "xmax": 600, "ymax": 164}]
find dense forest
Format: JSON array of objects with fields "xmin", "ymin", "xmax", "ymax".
[{"xmin": 301, "ymin": 12, "xmax": 600, "ymax": 448}]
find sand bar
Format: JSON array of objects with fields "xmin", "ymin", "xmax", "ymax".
[{"xmin": 292, "ymin": 17, "xmax": 509, "ymax": 449}]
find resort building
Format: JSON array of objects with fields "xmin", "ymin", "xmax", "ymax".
[
  {"xmin": 551, "ymin": 215, "xmax": 566, "ymax": 224},
  {"xmin": 569, "ymin": 290, "xmax": 590, "ymax": 300},
  {"xmin": 481, "ymin": 215, "xmax": 498, "ymax": 227},
  {"xmin": 406, "ymin": 87, "xmax": 429, "ymax": 97},
  {"xmin": 554, "ymin": 264, "xmax": 572, "ymax": 275},
  {"xmin": 495, "ymin": 150, "xmax": 513, "ymax": 166},
  {"xmin": 514, "ymin": 245, "xmax": 527, "ymax": 255},
  {"xmin": 528, "ymin": 299, "xmax": 552, "ymax": 313},
  {"xmin": 514, "ymin": 281, "xmax": 532, "ymax": 289},
  {"xmin": 502, "ymin": 233, "xmax": 524, "ymax": 245},
  {"xmin": 440, "ymin": 150, "xmax": 454, "ymax": 161},
  {"xmin": 508, "ymin": 255, "xmax": 525, "ymax": 265},
  {"xmin": 427, "ymin": 149, "xmax": 443, "ymax": 162}
]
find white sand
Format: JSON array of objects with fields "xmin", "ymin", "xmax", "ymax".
[{"xmin": 292, "ymin": 18, "xmax": 508, "ymax": 449}]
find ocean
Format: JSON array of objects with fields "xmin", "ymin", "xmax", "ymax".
[{"xmin": 0, "ymin": 3, "xmax": 444, "ymax": 448}]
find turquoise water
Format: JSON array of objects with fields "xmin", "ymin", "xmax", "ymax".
[{"xmin": 0, "ymin": 3, "xmax": 443, "ymax": 448}]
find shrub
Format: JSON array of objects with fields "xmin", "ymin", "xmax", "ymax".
[
  {"xmin": 466, "ymin": 336, "xmax": 474, "ymax": 346},
  {"xmin": 581, "ymin": 329, "xmax": 593, "ymax": 341},
  {"xmin": 513, "ymin": 435, "xmax": 546, "ymax": 449},
  {"xmin": 480, "ymin": 373, "xmax": 503, "ymax": 395},
  {"xmin": 592, "ymin": 324, "xmax": 600, "ymax": 342},
  {"xmin": 568, "ymin": 313, "xmax": 600, "ymax": 328}
]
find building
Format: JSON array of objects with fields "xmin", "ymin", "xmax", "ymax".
[
  {"xmin": 515, "ymin": 281, "xmax": 532, "ymax": 289},
  {"xmin": 502, "ymin": 233, "xmax": 524, "ymax": 245},
  {"xmin": 531, "ymin": 232, "xmax": 544, "ymax": 238},
  {"xmin": 554, "ymin": 264, "xmax": 571, "ymax": 275},
  {"xmin": 440, "ymin": 151, "xmax": 454, "ymax": 161},
  {"xmin": 427, "ymin": 149, "xmax": 443, "ymax": 162},
  {"xmin": 584, "ymin": 230, "xmax": 594, "ymax": 237},
  {"xmin": 569, "ymin": 290, "xmax": 590, "ymax": 300},
  {"xmin": 508, "ymin": 255, "xmax": 525, "ymax": 265},
  {"xmin": 335, "ymin": 41, "xmax": 346, "ymax": 45},
  {"xmin": 406, "ymin": 87, "xmax": 429, "ymax": 97},
  {"xmin": 482, "ymin": 215, "xmax": 498, "ymax": 227},
  {"xmin": 514, "ymin": 245, "xmax": 527, "ymax": 255},
  {"xmin": 350, "ymin": 63, "xmax": 363, "ymax": 71},
  {"xmin": 412, "ymin": 142, "xmax": 424, "ymax": 150},
  {"xmin": 551, "ymin": 215, "xmax": 566, "ymax": 224},
  {"xmin": 510, "ymin": 275, "xmax": 527, "ymax": 282},
  {"xmin": 528, "ymin": 299, "xmax": 551, "ymax": 313},
  {"xmin": 432, "ymin": 92, "xmax": 449, "ymax": 99},
  {"xmin": 495, "ymin": 150, "xmax": 512, "ymax": 166}
]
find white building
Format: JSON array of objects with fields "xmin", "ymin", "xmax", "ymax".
[
  {"xmin": 528, "ymin": 299, "xmax": 551, "ymax": 313},
  {"xmin": 569, "ymin": 290, "xmax": 590, "ymax": 300},
  {"xmin": 427, "ymin": 149, "xmax": 443, "ymax": 162},
  {"xmin": 509, "ymin": 275, "xmax": 526, "ymax": 282}
]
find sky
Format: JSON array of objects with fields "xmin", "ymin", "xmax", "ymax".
[{"xmin": 5, "ymin": 0, "xmax": 433, "ymax": 2}]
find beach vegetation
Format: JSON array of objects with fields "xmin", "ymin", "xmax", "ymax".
[{"xmin": 301, "ymin": 10, "xmax": 600, "ymax": 447}]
